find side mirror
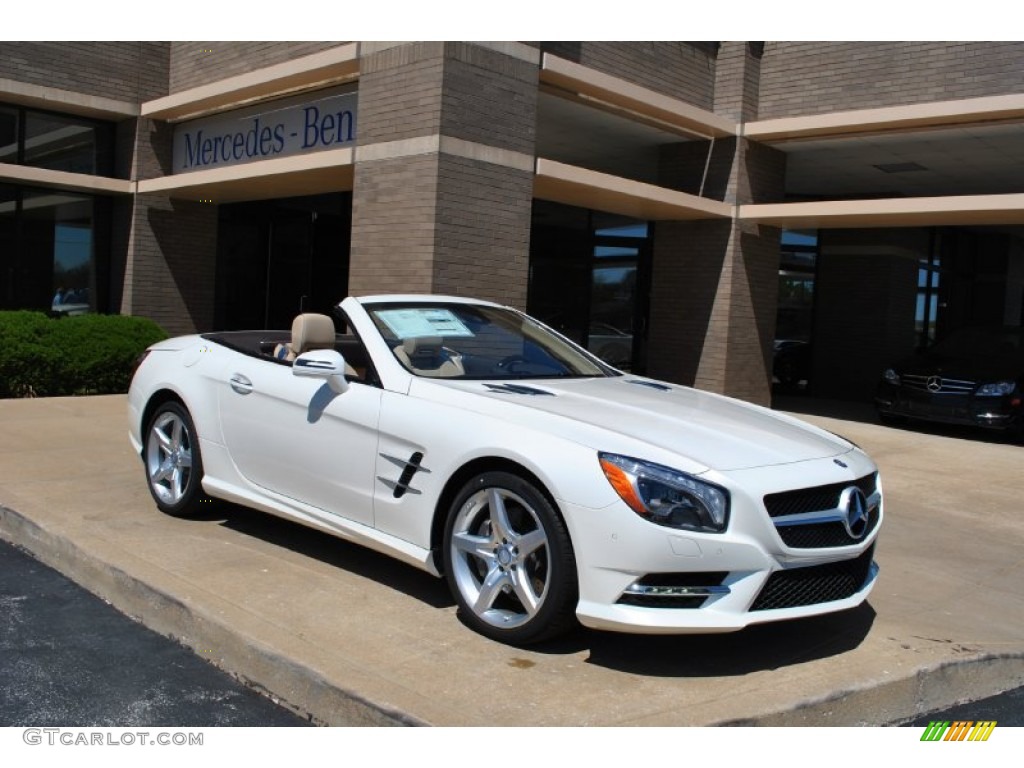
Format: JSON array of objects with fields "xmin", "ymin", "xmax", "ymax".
[{"xmin": 292, "ymin": 349, "xmax": 349, "ymax": 394}]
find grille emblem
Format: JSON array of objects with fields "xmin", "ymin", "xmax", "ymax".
[
  {"xmin": 926, "ymin": 375, "xmax": 943, "ymax": 392},
  {"xmin": 839, "ymin": 486, "xmax": 870, "ymax": 539}
]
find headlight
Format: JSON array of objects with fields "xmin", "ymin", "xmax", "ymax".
[
  {"xmin": 598, "ymin": 453, "xmax": 729, "ymax": 533},
  {"xmin": 883, "ymin": 368, "xmax": 900, "ymax": 385},
  {"xmin": 977, "ymin": 380, "xmax": 1016, "ymax": 396}
]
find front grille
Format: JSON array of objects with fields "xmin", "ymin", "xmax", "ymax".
[
  {"xmin": 776, "ymin": 507, "xmax": 880, "ymax": 548},
  {"xmin": 750, "ymin": 545, "xmax": 875, "ymax": 611},
  {"xmin": 764, "ymin": 473, "xmax": 877, "ymax": 518},
  {"xmin": 900, "ymin": 373, "xmax": 976, "ymax": 395}
]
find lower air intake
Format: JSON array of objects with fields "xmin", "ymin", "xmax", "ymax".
[{"xmin": 750, "ymin": 545, "xmax": 875, "ymax": 611}]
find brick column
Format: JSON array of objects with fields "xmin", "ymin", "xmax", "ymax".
[
  {"xmin": 119, "ymin": 118, "xmax": 217, "ymax": 335},
  {"xmin": 647, "ymin": 43, "xmax": 784, "ymax": 406},
  {"xmin": 349, "ymin": 42, "xmax": 539, "ymax": 308}
]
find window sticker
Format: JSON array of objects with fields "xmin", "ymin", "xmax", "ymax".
[{"xmin": 376, "ymin": 308, "xmax": 474, "ymax": 339}]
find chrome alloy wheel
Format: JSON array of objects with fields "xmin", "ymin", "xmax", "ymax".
[
  {"xmin": 146, "ymin": 410, "xmax": 194, "ymax": 506},
  {"xmin": 449, "ymin": 487, "xmax": 551, "ymax": 629}
]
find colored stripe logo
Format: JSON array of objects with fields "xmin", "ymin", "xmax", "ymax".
[{"xmin": 920, "ymin": 721, "xmax": 997, "ymax": 741}]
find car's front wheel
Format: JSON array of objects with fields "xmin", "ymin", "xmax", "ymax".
[
  {"xmin": 443, "ymin": 471, "xmax": 578, "ymax": 645},
  {"xmin": 144, "ymin": 401, "xmax": 206, "ymax": 518}
]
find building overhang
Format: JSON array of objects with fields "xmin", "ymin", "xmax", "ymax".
[
  {"xmin": 0, "ymin": 163, "xmax": 133, "ymax": 195},
  {"xmin": 540, "ymin": 54, "xmax": 736, "ymax": 140},
  {"xmin": 745, "ymin": 94, "xmax": 1024, "ymax": 143},
  {"xmin": 141, "ymin": 44, "xmax": 359, "ymax": 123},
  {"xmin": 0, "ymin": 77, "xmax": 138, "ymax": 120},
  {"xmin": 740, "ymin": 194, "xmax": 1024, "ymax": 229},
  {"xmin": 534, "ymin": 158, "xmax": 732, "ymax": 221},
  {"xmin": 136, "ymin": 147, "xmax": 354, "ymax": 203}
]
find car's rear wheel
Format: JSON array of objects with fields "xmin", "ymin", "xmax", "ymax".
[
  {"xmin": 144, "ymin": 401, "xmax": 206, "ymax": 518},
  {"xmin": 443, "ymin": 471, "xmax": 577, "ymax": 645}
]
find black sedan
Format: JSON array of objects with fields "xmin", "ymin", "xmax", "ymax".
[{"xmin": 875, "ymin": 326, "xmax": 1024, "ymax": 440}]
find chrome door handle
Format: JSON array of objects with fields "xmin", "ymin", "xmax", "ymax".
[{"xmin": 229, "ymin": 373, "xmax": 253, "ymax": 395}]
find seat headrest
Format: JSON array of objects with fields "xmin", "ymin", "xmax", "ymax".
[
  {"xmin": 291, "ymin": 313, "xmax": 335, "ymax": 355},
  {"xmin": 403, "ymin": 336, "xmax": 443, "ymax": 360}
]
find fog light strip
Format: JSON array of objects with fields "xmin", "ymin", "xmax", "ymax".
[{"xmin": 622, "ymin": 584, "xmax": 731, "ymax": 598}]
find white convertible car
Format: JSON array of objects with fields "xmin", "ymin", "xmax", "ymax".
[{"xmin": 128, "ymin": 295, "xmax": 882, "ymax": 644}]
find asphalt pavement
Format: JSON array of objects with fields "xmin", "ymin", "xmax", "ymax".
[{"xmin": 0, "ymin": 538, "xmax": 310, "ymax": 727}]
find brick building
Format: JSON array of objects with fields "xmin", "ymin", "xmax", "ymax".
[{"xmin": 3, "ymin": 41, "xmax": 1024, "ymax": 405}]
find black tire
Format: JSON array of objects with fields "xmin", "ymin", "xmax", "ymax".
[
  {"xmin": 143, "ymin": 401, "xmax": 207, "ymax": 518},
  {"xmin": 442, "ymin": 471, "xmax": 578, "ymax": 645}
]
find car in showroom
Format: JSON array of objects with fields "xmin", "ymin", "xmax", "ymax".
[
  {"xmin": 875, "ymin": 325, "xmax": 1024, "ymax": 440},
  {"xmin": 129, "ymin": 295, "xmax": 882, "ymax": 645}
]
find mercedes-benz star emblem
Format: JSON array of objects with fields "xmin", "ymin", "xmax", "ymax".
[
  {"xmin": 926, "ymin": 375, "xmax": 943, "ymax": 393},
  {"xmin": 839, "ymin": 486, "xmax": 870, "ymax": 539}
]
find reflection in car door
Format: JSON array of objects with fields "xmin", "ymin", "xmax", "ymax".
[{"xmin": 217, "ymin": 355, "xmax": 381, "ymax": 526}]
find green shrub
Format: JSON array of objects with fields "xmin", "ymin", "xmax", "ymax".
[{"xmin": 0, "ymin": 312, "xmax": 168, "ymax": 398}]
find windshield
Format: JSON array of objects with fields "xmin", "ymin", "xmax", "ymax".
[{"xmin": 364, "ymin": 301, "xmax": 618, "ymax": 380}]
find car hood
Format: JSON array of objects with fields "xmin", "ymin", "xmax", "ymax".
[
  {"xmin": 416, "ymin": 376, "xmax": 852, "ymax": 473},
  {"xmin": 892, "ymin": 351, "xmax": 1024, "ymax": 382}
]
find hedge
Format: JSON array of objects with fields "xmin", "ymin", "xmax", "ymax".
[{"xmin": 0, "ymin": 312, "xmax": 168, "ymax": 398}]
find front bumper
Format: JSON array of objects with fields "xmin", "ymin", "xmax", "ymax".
[
  {"xmin": 577, "ymin": 557, "xmax": 878, "ymax": 634},
  {"xmin": 876, "ymin": 383, "xmax": 1021, "ymax": 431},
  {"xmin": 561, "ymin": 453, "xmax": 882, "ymax": 634}
]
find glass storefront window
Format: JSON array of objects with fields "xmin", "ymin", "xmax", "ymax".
[
  {"xmin": 777, "ymin": 230, "xmax": 818, "ymax": 343},
  {"xmin": 24, "ymin": 188, "xmax": 96, "ymax": 314},
  {"xmin": 24, "ymin": 112, "xmax": 100, "ymax": 174},
  {"xmin": 0, "ymin": 107, "xmax": 17, "ymax": 164},
  {"xmin": 0, "ymin": 185, "xmax": 16, "ymax": 307},
  {"xmin": 0, "ymin": 104, "xmax": 112, "ymax": 314},
  {"xmin": 0, "ymin": 185, "xmax": 103, "ymax": 314},
  {"xmin": 917, "ymin": 251, "xmax": 942, "ymax": 347},
  {"xmin": 0, "ymin": 102, "xmax": 112, "ymax": 175},
  {"xmin": 529, "ymin": 201, "xmax": 651, "ymax": 373}
]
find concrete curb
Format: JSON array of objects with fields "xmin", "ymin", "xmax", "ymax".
[
  {"xmin": 718, "ymin": 654, "xmax": 1024, "ymax": 726},
  {"xmin": 4, "ymin": 498, "xmax": 1023, "ymax": 727},
  {"xmin": 0, "ymin": 503, "xmax": 425, "ymax": 727}
]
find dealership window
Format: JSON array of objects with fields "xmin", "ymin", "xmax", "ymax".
[
  {"xmin": 0, "ymin": 106, "xmax": 17, "ymax": 164},
  {"xmin": 0, "ymin": 105, "xmax": 113, "ymax": 314},
  {"xmin": 0, "ymin": 184, "xmax": 110, "ymax": 314},
  {"xmin": 0, "ymin": 102, "xmax": 113, "ymax": 175},
  {"xmin": 917, "ymin": 251, "xmax": 941, "ymax": 348},
  {"xmin": 528, "ymin": 201, "xmax": 652, "ymax": 372},
  {"xmin": 776, "ymin": 230, "xmax": 817, "ymax": 343}
]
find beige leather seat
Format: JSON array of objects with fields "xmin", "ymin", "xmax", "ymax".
[
  {"xmin": 393, "ymin": 336, "xmax": 465, "ymax": 378},
  {"xmin": 274, "ymin": 313, "xmax": 359, "ymax": 378},
  {"xmin": 274, "ymin": 313, "xmax": 336, "ymax": 362}
]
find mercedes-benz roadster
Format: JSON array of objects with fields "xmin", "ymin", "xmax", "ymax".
[{"xmin": 128, "ymin": 295, "xmax": 882, "ymax": 644}]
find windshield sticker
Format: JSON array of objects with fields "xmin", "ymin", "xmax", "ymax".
[{"xmin": 376, "ymin": 308, "xmax": 474, "ymax": 339}]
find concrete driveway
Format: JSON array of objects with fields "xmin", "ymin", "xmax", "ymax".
[{"xmin": 0, "ymin": 394, "xmax": 1021, "ymax": 725}]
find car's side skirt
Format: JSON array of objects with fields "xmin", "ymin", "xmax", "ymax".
[{"xmin": 200, "ymin": 476, "xmax": 440, "ymax": 577}]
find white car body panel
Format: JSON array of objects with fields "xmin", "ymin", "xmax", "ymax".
[
  {"xmin": 216, "ymin": 355, "xmax": 381, "ymax": 527},
  {"xmin": 128, "ymin": 294, "xmax": 883, "ymax": 637}
]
